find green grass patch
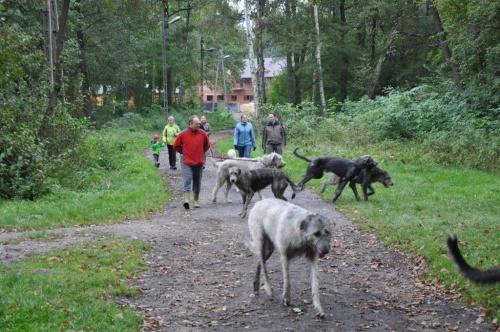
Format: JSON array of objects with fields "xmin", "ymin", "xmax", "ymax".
[
  {"xmin": 216, "ymin": 136, "xmax": 500, "ymax": 320},
  {"xmin": 0, "ymin": 128, "xmax": 173, "ymax": 231},
  {"xmin": 0, "ymin": 240, "xmax": 150, "ymax": 331},
  {"xmin": 278, "ymin": 143, "xmax": 500, "ymax": 320}
]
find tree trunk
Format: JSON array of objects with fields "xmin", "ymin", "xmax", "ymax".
[
  {"xmin": 370, "ymin": 12, "xmax": 377, "ymax": 61},
  {"xmin": 285, "ymin": 0, "xmax": 294, "ymax": 103},
  {"xmin": 75, "ymin": 0, "xmax": 95, "ymax": 126},
  {"xmin": 176, "ymin": 0, "xmax": 192, "ymax": 109},
  {"xmin": 39, "ymin": 0, "xmax": 71, "ymax": 137},
  {"xmin": 367, "ymin": 14, "xmax": 401, "ymax": 98},
  {"xmin": 339, "ymin": 0, "xmax": 349, "ymax": 101},
  {"xmin": 255, "ymin": 0, "xmax": 266, "ymax": 105},
  {"xmin": 244, "ymin": 0, "xmax": 259, "ymax": 117},
  {"xmin": 314, "ymin": 5, "xmax": 327, "ymax": 118},
  {"xmin": 429, "ymin": 3, "xmax": 464, "ymax": 94}
]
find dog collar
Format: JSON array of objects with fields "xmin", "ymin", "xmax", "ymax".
[{"xmin": 260, "ymin": 157, "xmax": 268, "ymax": 166}]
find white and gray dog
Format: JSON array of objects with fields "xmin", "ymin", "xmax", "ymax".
[
  {"xmin": 212, "ymin": 152, "xmax": 286, "ymax": 203},
  {"xmin": 247, "ymin": 198, "xmax": 332, "ymax": 318}
]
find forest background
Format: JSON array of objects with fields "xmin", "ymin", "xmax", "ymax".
[{"xmin": 1, "ymin": 0, "xmax": 500, "ymax": 324}]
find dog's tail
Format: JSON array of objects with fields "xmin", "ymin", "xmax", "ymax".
[
  {"xmin": 447, "ymin": 235, "xmax": 500, "ymax": 284},
  {"xmin": 293, "ymin": 148, "xmax": 312, "ymax": 163},
  {"xmin": 284, "ymin": 174, "xmax": 303, "ymax": 199}
]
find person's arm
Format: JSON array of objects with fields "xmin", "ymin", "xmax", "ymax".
[
  {"xmin": 233, "ymin": 125, "xmax": 239, "ymax": 147},
  {"xmin": 206, "ymin": 123, "xmax": 212, "ymax": 136},
  {"xmin": 204, "ymin": 132, "xmax": 211, "ymax": 152},
  {"xmin": 262, "ymin": 126, "xmax": 267, "ymax": 150},
  {"xmin": 162, "ymin": 126, "xmax": 168, "ymax": 143},
  {"xmin": 282, "ymin": 125, "xmax": 286, "ymax": 147},
  {"xmin": 173, "ymin": 133, "xmax": 182, "ymax": 153}
]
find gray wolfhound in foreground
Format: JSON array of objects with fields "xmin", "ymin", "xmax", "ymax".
[
  {"xmin": 246, "ymin": 198, "xmax": 332, "ymax": 318},
  {"xmin": 447, "ymin": 235, "xmax": 500, "ymax": 284}
]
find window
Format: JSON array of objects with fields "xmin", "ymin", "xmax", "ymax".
[
  {"xmin": 217, "ymin": 95, "xmax": 224, "ymax": 101},
  {"xmin": 206, "ymin": 95, "xmax": 213, "ymax": 101},
  {"xmin": 231, "ymin": 95, "xmax": 237, "ymax": 101},
  {"xmin": 244, "ymin": 95, "xmax": 254, "ymax": 101}
]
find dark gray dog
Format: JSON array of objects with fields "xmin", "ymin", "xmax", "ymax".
[
  {"xmin": 228, "ymin": 167, "xmax": 300, "ymax": 218},
  {"xmin": 447, "ymin": 235, "xmax": 500, "ymax": 284},
  {"xmin": 320, "ymin": 165, "xmax": 393, "ymax": 201},
  {"xmin": 212, "ymin": 152, "xmax": 286, "ymax": 203},
  {"xmin": 247, "ymin": 198, "xmax": 332, "ymax": 318},
  {"xmin": 293, "ymin": 148, "xmax": 377, "ymax": 202}
]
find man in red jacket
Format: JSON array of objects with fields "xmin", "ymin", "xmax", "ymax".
[{"xmin": 173, "ymin": 115, "xmax": 211, "ymax": 209}]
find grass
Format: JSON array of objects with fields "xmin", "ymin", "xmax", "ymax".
[
  {"xmin": 0, "ymin": 240, "xmax": 150, "ymax": 331},
  {"xmin": 217, "ymin": 136, "xmax": 500, "ymax": 321},
  {"xmin": 0, "ymin": 129, "xmax": 173, "ymax": 232}
]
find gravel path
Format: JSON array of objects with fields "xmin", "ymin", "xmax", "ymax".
[{"xmin": 0, "ymin": 129, "xmax": 494, "ymax": 331}]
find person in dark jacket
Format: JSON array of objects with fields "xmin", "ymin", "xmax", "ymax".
[{"xmin": 262, "ymin": 112, "xmax": 286, "ymax": 155}]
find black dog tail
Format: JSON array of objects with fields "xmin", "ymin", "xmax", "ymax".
[
  {"xmin": 284, "ymin": 175, "xmax": 303, "ymax": 199},
  {"xmin": 447, "ymin": 235, "xmax": 500, "ymax": 284},
  {"xmin": 293, "ymin": 148, "xmax": 312, "ymax": 163}
]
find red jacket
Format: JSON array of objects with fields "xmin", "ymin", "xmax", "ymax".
[{"xmin": 173, "ymin": 127, "xmax": 211, "ymax": 166}]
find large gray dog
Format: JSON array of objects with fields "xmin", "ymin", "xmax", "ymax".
[
  {"xmin": 212, "ymin": 153, "xmax": 285, "ymax": 203},
  {"xmin": 247, "ymin": 198, "xmax": 332, "ymax": 318},
  {"xmin": 228, "ymin": 167, "xmax": 300, "ymax": 218}
]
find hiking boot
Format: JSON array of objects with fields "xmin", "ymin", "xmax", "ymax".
[
  {"xmin": 193, "ymin": 193, "xmax": 200, "ymax": 208},
  {"xmin": 156, "ymin": 163, "xmax": 160, "ymax": 168},
  {"xmin": 183, "ymin": 193, "xmax": 190, "ymax": 210}
]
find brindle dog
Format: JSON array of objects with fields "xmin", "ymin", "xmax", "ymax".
[
  {"xmin": 320, "ymin": 166, "xmax": 393, "ymax": 201},
  {"xmin": 293, "ymin": 148, "xmax": 378, "ymax": 202}
]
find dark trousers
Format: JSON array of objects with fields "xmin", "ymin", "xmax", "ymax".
[
  {"xmin": 153, "ymin": 154, "xmax": 160, "ymax": 164},
  {"xmin": 266, "ymin": 144, "xmax": 282, "ymax": 155},
  {"xmin": 167, "ymin": 144, "xmax": 176, "ymax": 167},
  {"xmin": 182, "ymin": 164, "xmax": 203, "ymax": 193}
]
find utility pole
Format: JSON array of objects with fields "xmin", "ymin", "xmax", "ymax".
[{"xmin": 212, "ymin": 50, "xmax": 221, "ymax": 113}]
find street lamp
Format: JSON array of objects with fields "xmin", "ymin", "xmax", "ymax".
[
  {"xmin": 200, "ymin": 37, "xmax": 215, "ymax": 110},
  {"xmin": 161, "ymin": 15, "xmax": 181, "ymax": 114}
]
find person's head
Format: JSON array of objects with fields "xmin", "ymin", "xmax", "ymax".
[
  {"xmin": 268, "ymin": 113, "xmax": 276, "ymax": 123},
  {"xmin": 153, "ymin": 134, "xmax": 160, "ymax": 141},
  {"xmin": 168, "ymin": 116, "xmax": 175, "ymax": 124},
  {"xmin": 201, "ymin": 116, "xmax": 207, "ymax": 124},
  {"xmin": 241, "ymin": 115, "xmax": 248, "ymax": 123},
  {"xmin": 189, "ymin": 115, "xmax": 200, "ymax": 131}
]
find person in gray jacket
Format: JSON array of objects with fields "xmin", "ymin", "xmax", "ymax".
[{"xmin": 262, "ymin": 112, "xmax": 286, "ymax": 155}]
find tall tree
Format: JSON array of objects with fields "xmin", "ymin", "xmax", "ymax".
[
  {"xmin": 39, "ymin": 0, "xmax": 71, "ymax": 137},
  {"xmin": 313, "ymin": 5, "xmax": 327, "ymax": 118},
  {"xmin": 429, "ymin": 2, "xmax": 464, "ymax": 94}
]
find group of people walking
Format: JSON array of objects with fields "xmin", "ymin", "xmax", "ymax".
[
  {"xmin": 152, "ymin": 112, "xmax": 286, "ymax": 210},
  {"xmin": 233, "ymin": 112, "xmax": 286, "ymax": 158}
]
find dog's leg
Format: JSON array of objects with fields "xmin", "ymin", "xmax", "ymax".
[
  {"xmin": 240, "ymin": 192, "xmax": 254, "ymax": 218},
  {"xmin": 366, "ymin": 184, "xmax": 375, "ymax": 197},
  {"xmin": 254, "ymin": 263, "xmax": 261, "ymax": 294},
  {"xmin": 260, "ymin": 237, "xmax": 274, "ymax": 297},
  {"xmin": 310, "ymin": 258, "xmax": 324, "ymax": 318},
  {"xmin": 332, "ymin": 181, "xmax": 348, "ymax": 202},
  {"xmin": 257, "ymin": 190, "xmax": 264, "ymax": 200},
  {"xmin": 224, "ymin": 178, "xmax": 233, "ymax": 203},
  {"xmin": 212, "ymin": 175, "xmax": 223, "ymax": 203},
  {"xmin": 280, "ymin": 253, "xmax": 291, "ymax": 306},
  {"xmin": 349, "ymin": 180, "xmax": 361, "ymax": 201},
  {"xmin": 320, "ymin": 173, "xmax": 336, "ymax": 194}
]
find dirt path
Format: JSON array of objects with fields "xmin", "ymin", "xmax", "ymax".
[{"xmin": 0, "ymin": 130, "xmax": 494, "ymax": 331}]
